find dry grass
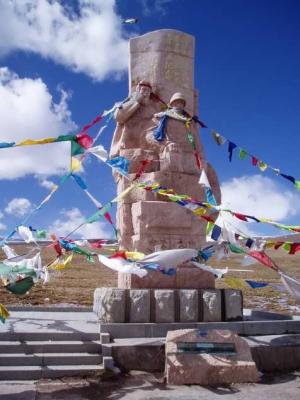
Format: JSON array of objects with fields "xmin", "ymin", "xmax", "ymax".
[{"xmin": 1, "ymin": 244, "xmax": 299, "ymax": 314}]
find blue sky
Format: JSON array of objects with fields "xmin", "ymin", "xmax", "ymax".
[{"xmin": 0, "ymin": 0, "xmax": 300, "ymax": 239}]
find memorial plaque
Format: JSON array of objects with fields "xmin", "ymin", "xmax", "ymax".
[{"xmin": 177, "ymin": 342, "xmax": 237, "ymax": 355}]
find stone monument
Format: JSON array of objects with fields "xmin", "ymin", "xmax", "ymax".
[{"xmin": 110, "ymin": 29, "xmax": 221, "ymax": 289}]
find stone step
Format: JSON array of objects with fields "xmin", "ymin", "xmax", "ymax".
[
  {"xmin": 0, "ymin": 340, "xmax": 101, "ymax": 354},
  {"xmin": 0, "ymin": 331, "xmax": 99, "ymax": 342},
  {"xmin": 0, "ymin": 364, "xmax": 104, "ymax": 380},
  {"xmin": 0, "ymin": 353, "xmax": 103, "ymax": 367}
]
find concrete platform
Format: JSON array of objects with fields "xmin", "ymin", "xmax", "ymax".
[
  {"xmin": 104, "ymin": 334, "xmax": 300, "ymax": 373},
  {"xmin": 100, "ymin": 320, "xmax": 300, "ymax": 338}
]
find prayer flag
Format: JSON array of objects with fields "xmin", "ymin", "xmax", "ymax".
[
  {"xmin": 228, "ymin": 141, "xmax": 237, "ymax": 162},
  {"xmin": 245, "ymin": 280, "xmax": 269, "ymax": 289},
  {"xmin": 107, "ymin": 156, "xmax": 129, "ymax": 176}
]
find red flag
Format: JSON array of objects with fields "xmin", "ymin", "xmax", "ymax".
[
  {"xmin": 251, "ymin": 156, "xmax": 258, "ymax": 166},
  {"xmin": 133, "ymin": 159, "xmax": 152, "ymax": 181},
  {"xmin": 76, "ymin": 133, "xmax": 93, "ymax": 149},
  {"xmin": 289, "ymin": 243, "xmax": 300, "ymax": 255},
  {"xmin": 274, "ymin": 241, "xmax": 284, "ymax": 250},
  {"xmin": 233, "ymin": 212, "xmax": 248, "ymax": 221},
  {"xmin": 109, "ymin": 251, "xmax": 127, "ymax": 260},
  {"xmin": 194, "ymin": 151, "xmax": 202, "ymax": 169},
  {"xmin": 90, "ymin": 240, "xmax": 106, "ymax": 249},
  {"xmin": 80, "ymin": 115, "xmax": 102, "ymax": 134},
  {"xmin": 249, "ymin": 250, "xmax": 276, "ymax": 269}
]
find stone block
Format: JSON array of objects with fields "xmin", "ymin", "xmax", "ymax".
[
  {"xmin": 93, "ymin": 288, "xmax": 126, "ymax": 323},
  {"xmin": 128, "ymin": 289, "xmax": 151, "ymax": 323},
  {"xmin": 118, "ymin": 265, "xmax": 215, "ymax": 290},
  {"xmin": 154, "ymin": 290, "xmax": 175, "ymax": 322},
  {"xmin": 132, "ymin": 201, "xmax": 192, "ymax": 235},
  {"xmin": 165, "ymin": 329, "xmax": 259, "ymax": 385},
  {"xmin": 200, "ymin": 289, "xmax": 222, "ymax": 322},
  {"xmin": 223, "ymin": 289, "xmax": 243, "ymax": 321},
  {"xmin": 118, "ymin": 270, "xmax": 176, "ymax": 289},
  {"xmin": 179, "ymin": 290, "xmax": 198, "ymax": 322},
  {"xmin": 176, "ymin": 266, "xmax": 215, "ymax": 289}
]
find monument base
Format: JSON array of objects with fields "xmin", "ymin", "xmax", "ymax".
[{"xmin": 93, "ymin": 288, "xmax": 243, "ymax": 323}]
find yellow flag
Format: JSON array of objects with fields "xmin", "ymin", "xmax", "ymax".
[
  {"xmin": 48, "ymin": 254, "xmax": 73, "ymax": 270},
  {"xmin": 0, "ymin": 303, "xmax": 9, "ymax": 323},
  {"xmin": 125, "ymin": 251, "xmax": 145, "ymax": 261},
  {"xmin": 71, "ymin": 157, "xmax": 81, "ymax": 172},
  {"xmin": 112, "ymin": 185, "xmax": 135, "ymax": 202},
  {"xmin": 258, "ymin": 161, "xmax": 268, "ymax": 171},
  {"xmin": 193, "ymin": 208, "xmax": 206, "ymax": 216},
  {"xmin": 17, "ymin": 138, "xmax": 56, "ymax": 146}
]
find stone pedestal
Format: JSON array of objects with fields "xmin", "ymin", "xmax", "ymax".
[{"xmin": 165, "ymin": 329, "xmax": 259, "ymax": 385}]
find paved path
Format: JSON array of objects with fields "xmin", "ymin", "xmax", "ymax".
[
  {"xmin": 0, "ymin": 310, "xmax": 98, "ymax": 336},
  {"xmin": 0, "ymin": 371, "xmax": 299, "ymax": 400}
]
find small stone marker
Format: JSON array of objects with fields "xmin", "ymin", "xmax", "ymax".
[{"xmin": 165, "ymin": 329, "xmax": 259, "ymax": 385}]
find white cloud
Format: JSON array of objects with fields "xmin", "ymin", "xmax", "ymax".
[
  {"xmin": 221, "ymin": 175, "xmax": 300, "ymax": 221},
  {"xmin": 5, "ymin": 197, "xmax": 32, "ymax": 217},
  {"xmin": 38, "ymin": 177, "xmax": 56, "ymax": 190},
  {"xmin": 140, "ymin": 0, "xmax": 173, "ymax": 16},
  {"xmin": 0, "ymin": 211, "xmax": 6, "ymax": 231},
  {"xmin": 0, "ymin": 67, "xmax": 77, "ymax": 179},
  {"xmin": 0, "ymin": 0, "xmax": 129, "ymax": 81},
  {"xmin": 49, "ymin": 207, "xmax": 111, "ymax": 239}
]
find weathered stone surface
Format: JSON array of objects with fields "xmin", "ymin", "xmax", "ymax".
[
  {"xmin": 165, "ymin": 329, "xmax": 259, "ymax": 385},
  {"xmin": 132, "ymin": 201, "xmax": 192, "ymax": 234},
  {"xmin": 200, "ymin": 289, "xmax": 222, "ymax": 322},
  {"xmin": 93, "ymin": 288, "xmax": 126, "ymax": 323},
  {"xmin": 116, "ymin": 203, "xmax": 134, "ymax": 238},
  {"xmin": 118, "ymin": 266, "xmax": 215, "ymax": 290},
  {"xmin": 176, "ymin": 266, "xmax": 215, "ymax": 290},
  {"xmin": 154, "ymin": 290, "xmax": 175, "ymax": 322},
  {"xmin": 179, "ymin": 290, "xmax": 198, "ymax": 322},
  {"xmin": 223, "ymin": 289, "xmax": 243, "ymax": 321},
  {"xmin": 128, "ymin": 289, "xmax": 150, "ymax": 323}
]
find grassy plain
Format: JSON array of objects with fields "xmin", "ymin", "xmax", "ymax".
[{"xmin": 0, "ymin": 243, "xmax": 299, "ymax": 314}]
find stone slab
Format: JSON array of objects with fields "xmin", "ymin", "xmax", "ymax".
[
  {"xmin": 165, "ymin": 329, "xmax": 259, "ymax": 385},
  {"xmin": 179, "ymin": 290, "xmax": 198, "ymax": 322},
  {"xmin": 128, "ymin": 289, "xmax": 151, "ymax": 323},
  {"xmin": 93, "ymin": 288, "xmax": 126, "ymax": 323},
  {"xmin": 154, "ymin": 290, "xmax": 175, "ymax": 323},
  {"xmin": 200, "ymin": 289, "xmax": 222, "ymax": 322},
  {"xmin": 223, "ymin": 289, "xmax": 243, "ymax": 321}
]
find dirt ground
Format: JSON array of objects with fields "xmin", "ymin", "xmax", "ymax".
[{"xmin": 0, "ymin": 243, "xmax": 300, "ymax": 314}]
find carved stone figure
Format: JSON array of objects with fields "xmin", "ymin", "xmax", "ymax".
[{"xmin": 109, "ymin": 29, "xmax": 221, "ymax": 289}]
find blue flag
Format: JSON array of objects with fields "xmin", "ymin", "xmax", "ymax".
[{"xmin": 107, "ymin": 156, "xmax": 129, "ymax": 176}]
